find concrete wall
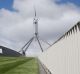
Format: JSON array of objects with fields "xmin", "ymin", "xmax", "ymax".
[{"xmin": 39, "ymin": 22, "xmax": 80, "ymax": 74}]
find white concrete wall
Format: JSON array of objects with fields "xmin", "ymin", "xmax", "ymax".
[{"xmin": 39, "ymin": 23, "xmax": 80, "ymax": 74}]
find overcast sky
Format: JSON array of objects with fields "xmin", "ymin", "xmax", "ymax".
[{"xmin": 0, "ymin": 0, "xmax": 80, "ymax": 55}]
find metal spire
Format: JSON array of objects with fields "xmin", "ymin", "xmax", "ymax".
[
  {"xmin": 33, "ymin": 8, "xmax": 38, "ymax": 36},
  {"xmin": 34, "ymin": 7, "xmax": 36, "ymax": 18},
  {"xmin": 19, "ymin": 7, "xmax": 51, "ymax": 56}
]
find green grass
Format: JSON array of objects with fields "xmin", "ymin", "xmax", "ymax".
[{"xmin": 0, "ymin": 57, "xmax": 39, "ymax": 74}]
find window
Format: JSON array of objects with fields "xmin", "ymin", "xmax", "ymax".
[{"xmin": 0, "ymin": 48, "xmax": 2, "ymax": 53}]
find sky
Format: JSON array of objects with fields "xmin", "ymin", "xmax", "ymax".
[
  {"xmin": 0, "ymin": 0, "xmax": 13, "ymax": 10},
  {"xmin": 56, "ymin": 0, "xmax": 80, "ymax": 6},
  {"xmin": 0, "ymin": 0, "xmax": 80, "ymax": 56}
]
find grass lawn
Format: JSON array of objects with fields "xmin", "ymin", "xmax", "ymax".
[{"xmin": 0, "ymin": 57, "xmax": 39, "ymax": 74}]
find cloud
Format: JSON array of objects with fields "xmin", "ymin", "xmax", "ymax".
[{"xmin": 0, "ymin": 0, "xmax": 80, "ymax": 55}]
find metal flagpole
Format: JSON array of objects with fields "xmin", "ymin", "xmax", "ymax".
[{"xmin": 19, "ymin": 8, "xmax": 51, "ymax": 55}]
